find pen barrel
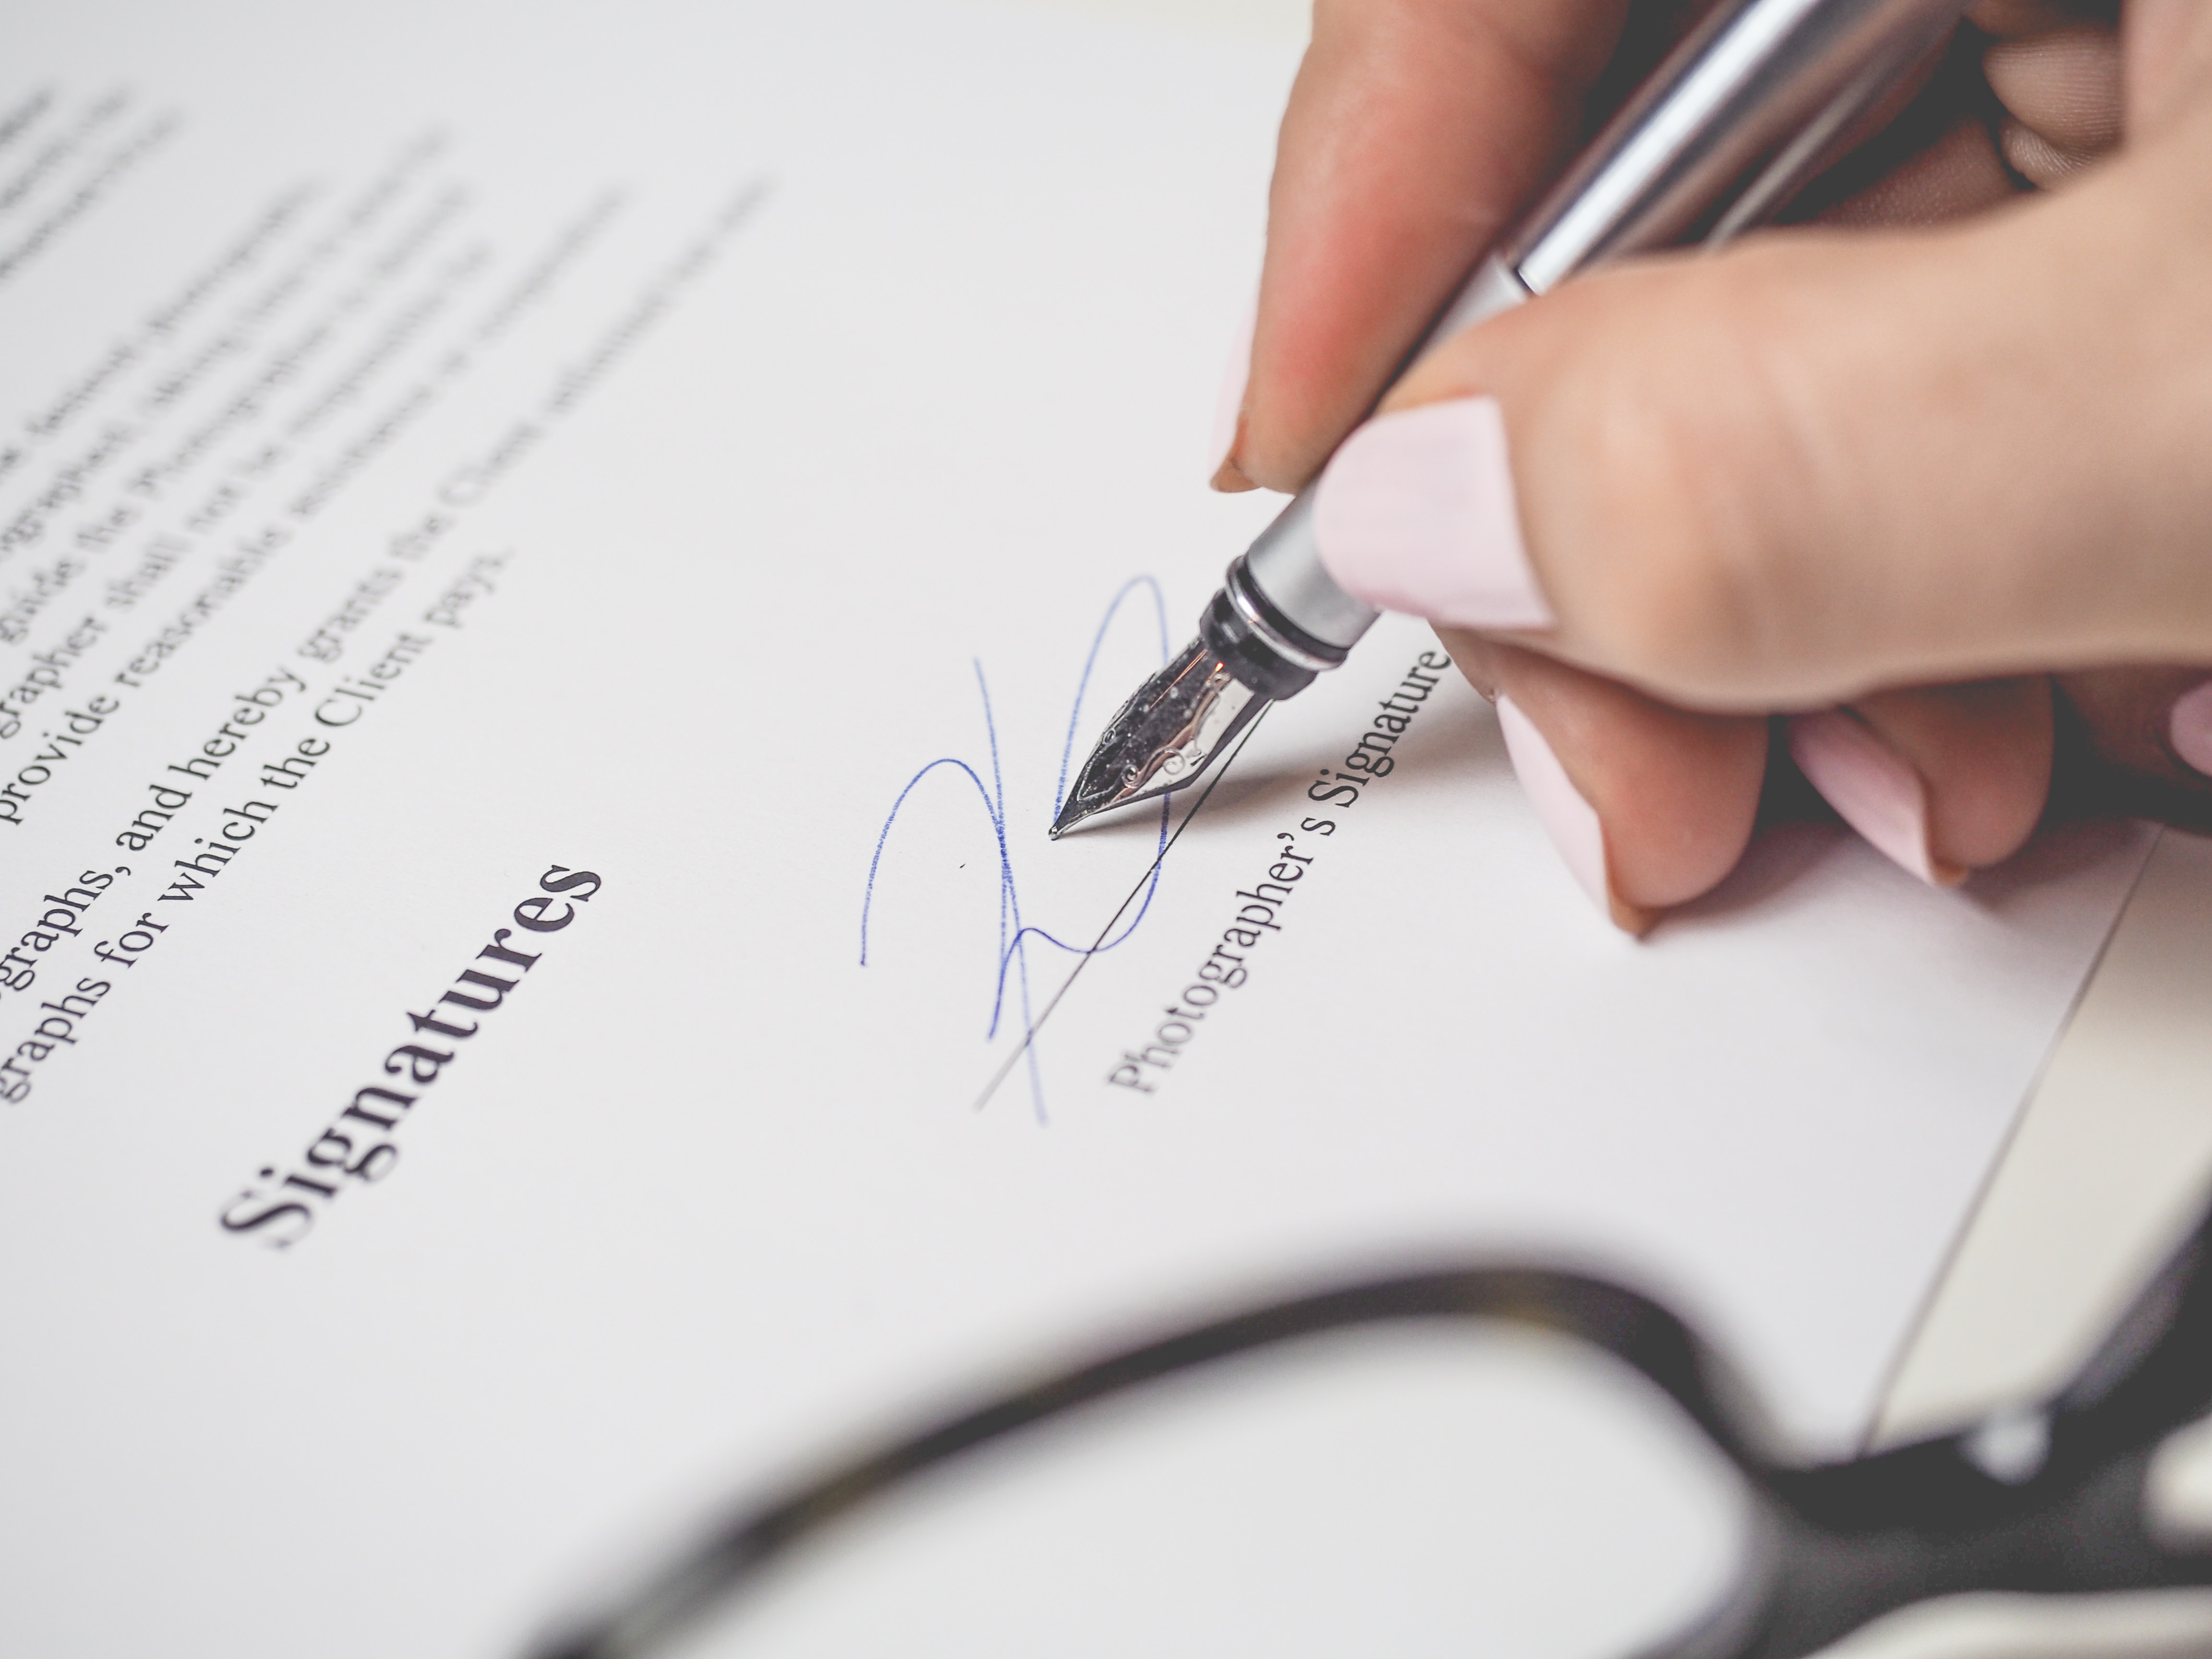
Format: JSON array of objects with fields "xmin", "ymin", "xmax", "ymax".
[{"xmin": 1506, "ymin": 0, "xmax": 1973, "ymax": 291}]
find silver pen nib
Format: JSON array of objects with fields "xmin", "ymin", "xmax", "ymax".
[{"xmin": 1050, "ymin": 637, "xmax": 1264, "ymax": 838}]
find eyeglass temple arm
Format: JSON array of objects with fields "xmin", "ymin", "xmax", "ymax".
[
  {"xmin": 524, "ymin": 1204, "xmax": 2212, "ymax": 1659},
  {"xmin": 522, "ymin": 1265, "xmax": 1772, "ymax": 1659}
]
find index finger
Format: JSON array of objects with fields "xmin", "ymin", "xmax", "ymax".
[{"xmin": 1224, "ymin": 0, "xmax": 1634, "ymax": 494}]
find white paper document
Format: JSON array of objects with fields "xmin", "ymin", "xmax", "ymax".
[{"xmin": 0, "ymin": 2, "xmax": 2155, "ymax": 1653}]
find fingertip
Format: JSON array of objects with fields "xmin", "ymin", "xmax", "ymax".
[
  {"xmin": 1209, "ymin": 448, "xmax": 1259, "ymax": 493},
  {"xmin": 1495, "ymin": 694, "xmax": 1620, "ymax": 928},
  {"xmin": 1787, "ymin": 709, "xmax": 1962, "ymax": 886},
  {"xmin": 1488, "ymin": 650, "xmax": 1767, "ymax": 928},
  {"xmin": 1312, "ymin": 397, "xmax": 1553, "ymax": 629},
  {"xmin": 1206, "ymin": 297, "xmax": 1257, "ymax": 492},
  {"xmin": 1856, "ymin": 679, "xmax": 2054, "ymax": 871},
  {"xmin": 2167, "ymin": 679, "xmax": 2212, "ymax": 778}
]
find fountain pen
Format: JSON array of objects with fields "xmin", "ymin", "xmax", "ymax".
[{"xmin": 1051, "ymin": 0, "xmax": 1973, "ymax": 838}]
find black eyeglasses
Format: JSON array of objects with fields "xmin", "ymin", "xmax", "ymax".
[{"xmin": 527, "ymin": 1200, "xmax": 2212, "ymax": 1659}]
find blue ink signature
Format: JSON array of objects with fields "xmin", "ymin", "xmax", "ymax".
[{"xmin": 860, "ymin": 577, "xmax": 1175, "ymax": 1121}]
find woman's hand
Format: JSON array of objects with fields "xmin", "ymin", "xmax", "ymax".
[{"xmin": 1215, "ymin": 0, "xmax": 2212, "ymax": 932}]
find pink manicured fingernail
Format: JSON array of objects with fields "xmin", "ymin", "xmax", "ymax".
[
  {"xmin": 1207, "ymin": 295, "xmax": 1255, "ymax": 484},
  {"xmin": 1788, "ymin": 710, "xmax": 1961, "ymax": 887},
  {"xmin": 1498, "ymin": 696, "xmax": 1623, "ymax": 930},
  {"xmin": 2168, "ymin": 681, "xmax": 2212, "ymax": 776},
  {"xmin": 1312, "ymin": 397, "xmax": 1553, "ymax": 629}
]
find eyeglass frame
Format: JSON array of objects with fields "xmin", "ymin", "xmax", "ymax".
[{"xmin": 529, "ymin": 1199, "xmax": 2212, "ymax": 1659}]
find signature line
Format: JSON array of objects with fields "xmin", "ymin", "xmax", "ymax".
[{"xmin": 970, "ymin": 707, "xmax": 1270, "ymax": 1112}]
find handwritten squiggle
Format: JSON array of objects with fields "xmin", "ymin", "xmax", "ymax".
[{"xmin": 860, "ymin": 577, "xmax": 1174, "ymax": 1121}]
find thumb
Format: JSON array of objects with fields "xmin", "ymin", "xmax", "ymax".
[{"xmin": 1308, "ymin": 110, "xmax": 2212, "ymax": 712}]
